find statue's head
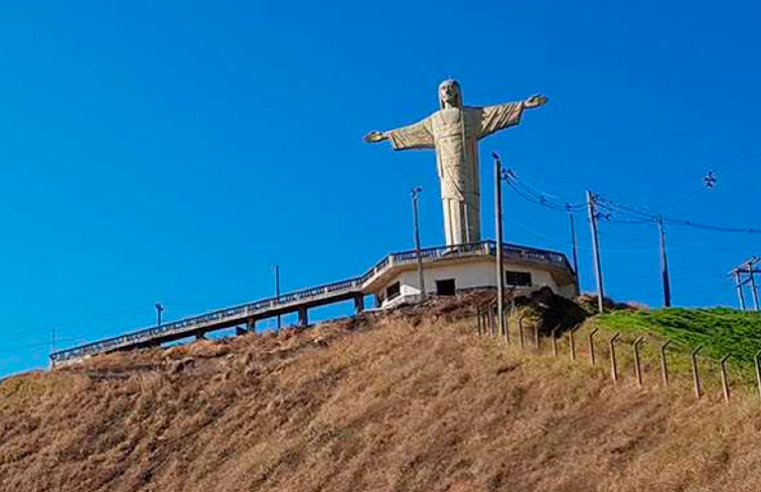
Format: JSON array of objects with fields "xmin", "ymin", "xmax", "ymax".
[{"xmin": 438, "ymin": 79, "xmax": 462, "ymax": 109}]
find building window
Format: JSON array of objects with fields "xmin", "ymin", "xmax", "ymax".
[
  {"xmin": 436, "ymin": 279, "xmax": 456, "ymax": 296},
  {"xmin": 505, "ymin": 271, "xmax": 532, "ymax": 287},
  {"xmin": 386, "ymin": 282, "xmax": 401, "ymax": 300}
]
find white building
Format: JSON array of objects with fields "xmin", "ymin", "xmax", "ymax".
[{"xmin": 363, "ymin": 241, "xmax": 577, "ymax": 309}]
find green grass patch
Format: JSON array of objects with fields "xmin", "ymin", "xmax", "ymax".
[{"xmin": 596, "ymin": 308, "xmax": 761, "ymax": 366}]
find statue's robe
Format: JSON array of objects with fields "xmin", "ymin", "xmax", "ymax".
[{"xmin": 385, "ymin": 102, "xmax": 524, "ymax": 246}]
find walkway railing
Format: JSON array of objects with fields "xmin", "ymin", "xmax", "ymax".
[{"xmin": 50, "ymin": 241, "xmax": 573, "ymax": 364}]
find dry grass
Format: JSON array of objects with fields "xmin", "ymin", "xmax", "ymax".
[{"xmin": 1, "ymin": 293, "xmax": 760, "ymax": 491}]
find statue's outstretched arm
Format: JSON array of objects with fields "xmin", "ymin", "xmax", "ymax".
[
  {"xmin": 477, "ymin": 94, "xmax": 548, "ymax": 139},
  {"xmin": 364, "ymin": 117, "xmax": 434, "ymax": 151},
  {"xmin": 363, "ymin": 130, "xmax": 388, "ymax": 143},
  {"xmin": 523, "ymin": 94, "xmax": 548, "ymax": 109}
]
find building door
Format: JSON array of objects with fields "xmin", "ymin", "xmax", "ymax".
[{"xmin": 436, "ymin": 279, "xmax": 456, "ymax": 296}]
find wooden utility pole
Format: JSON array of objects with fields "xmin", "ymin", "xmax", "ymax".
[
  {"xmin": 411, "ymin": 187, "xmax": 426, "ymax": 302},
  {"xmin": 657, "ymin": 216, "xmax": 672, "ymax": 307},
  {"xmin": 493, "ymin": 154, "xmax": 505, "ymax": 338},
  {"xmin": 586, "ymin": 191, "xmax": 605, "ymax": 313},
  {"xmin": 567, "ymin": 205, "xmax": 580, "ymax": 294}
]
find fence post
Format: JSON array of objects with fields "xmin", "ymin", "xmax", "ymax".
[
  {"xmin": 492, "ymin": 301, "xmax": 502, "ymax": 337},
  {"xmin": 633, "ymin": 337, "xmax": 645, "ymax": 387},
  {"xmin": 503, "ymin": 305, "xmax": 511, "ymax": 344},
  {"xmin": 552, "ymin": 328, "xmax": 559, "ymax": 357},
  {"xmin": 569, "ymin": 325, "xmax": 579, "ymax": 361},
  {"xmin": 610, "ymin": 333, "xmax": 621, "ymax": 383},
  {"xmin": 756, "ymin": 349, "xmax": 761, "ymax": 403},
  {"xmin": 660, "ymin": 340, "xmax": 672, "ymax": 386},
  {"xmin": 477, "ymin": 307, "xmax": 483, "ymax": 336},
  {"xmin": 518, "ymin": 315, "xmax": 526, "ymax": 349},
  {"xmin": 493, "ymin": 302, "xmax": 499, "ymax": 338},
  {"xmin": 588, "ymin": 328, "xmax": 599, "ymax": 366},
  {"xmin": 489, "ymin": 302, "xmax": 496, "ymax": 337},
  {"xmin": 720, "ymin": 354, "xmax": 731, "ymax": 404},
  {"xmin": 691, "ymin": 345, "xmax": 703, "ymax": 399},
  {"xmin": 533, "ymin": 322, "xmax": 540, "ymax": 351}
]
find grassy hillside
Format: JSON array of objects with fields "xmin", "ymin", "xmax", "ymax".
[
  {"xmin": 581, "ymin": 307, "xmax": 761, "ymax": 389},
  {"xmin": 1, "ymin": 294, "xmax": 761, "ymax": 491},
  {"xmin": 596, "ymin": 308, "xmax": 761, "ymax": 365}
]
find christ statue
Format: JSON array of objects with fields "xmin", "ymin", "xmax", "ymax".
[{"xmin": 364, "ymin": 79, "xmax": 547, "ymax": 246}]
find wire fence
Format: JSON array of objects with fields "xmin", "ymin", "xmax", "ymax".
[{"xmin": 475, "ymin": 302, "xmax": 761, "ymax": 405}]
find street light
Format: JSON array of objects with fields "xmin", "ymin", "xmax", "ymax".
[
  {"xmin": 273, "ymin": 265, "xmax": 281, "ymax": 329},
  {"xmin": 155, "ymin": 303, "xmax": 164, "ymax": 328}
]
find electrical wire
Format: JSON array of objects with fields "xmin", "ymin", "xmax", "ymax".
[
  {"xmin": 503, "ymin": 170, "xmax": 585, "ymax": 212},
  {"xmin": 662, "ymin": 218, "xmax": 761, "ymax": 234},
  {"xmin": 506, "ymin": 161, "xmax": 761, "ymax": 235},
  {"xmin": 660, "ymin": 151, "xmax": 760, "ymax": 210},
  {"xmin": 594, "ymin": 192, "xmax": 761, "ymax": 235},
  {"xmin": 0, "ymin": 306, "xmax": 151, "ymax": 341}
]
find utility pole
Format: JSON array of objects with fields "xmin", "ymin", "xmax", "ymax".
[
  {"xmin": 586, "ymin": 190, "xmax": 605, "ymax": 313},
  {"xmin": 51, "ymin": 326, "xmax": 56, "ymax": 356},
  {"xmin": 748, "ymin": 257, "xmax": 760, "ymax": 311},
  {"xmin": 566, "ymin": 204, "xmax": 580, "ymax": 295},
  {"xmin": 411, "ymin": 186, "xmax": 426, "ymax": 301},
  {"xmin": 729, "ymin": 257, "xmax": 761, "ymax": 312},
  {"xmin": 657, "ymin": 216, "xmax": 672, "ymax": 307},
  {"xmin": 155, "ymin": 303, "xmax": 164, "ymax": 328},
  {"xmin": 493, "ymin": 153, "xmax": 505, "ymax": 338},
  {"xmin": 733, "ymin": 269, "xmax": 747, "ymax": 311},
  {"xmin": 273, "ymin": 265, "xmax": 282, "ymax": 329}
]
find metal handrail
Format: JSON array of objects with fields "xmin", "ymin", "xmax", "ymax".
[{"xmin": 50, "ymin": 240, "xmax": 573, "ymax": 363}]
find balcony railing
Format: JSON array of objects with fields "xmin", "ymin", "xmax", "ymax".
[{"xmin": 50, "ymin": 240, "xmax": 572, "ymax": 364}]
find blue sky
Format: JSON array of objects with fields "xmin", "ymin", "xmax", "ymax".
[{"xmin": 1, "ymin": 0, "xmax": 759, "ymax": 376}]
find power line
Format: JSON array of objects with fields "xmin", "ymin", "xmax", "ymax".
[
  {"xmin": 606, "ymin": 272, "xmax": 729, "ymax": 287},
  {"xmin": 506, "ymin": 161, "xmax": 761, "ymax": 235},
  {"xmin": 503, "ymin": 170, "xmax": 585, "ymax": 212},
  {"xmin": 595, "ymin": 193, "xmax": 761, "ymax": 235},
  {"xmin": 663, "ymin": 218, "xmax": 761, "ymax": 234},
  {"xmin": 0, "ymin": 341, "xmax": 57, "ymax": 356},
  {"xmin": 599, "ymin": 228, "xmax": 656, "ymax": 244},
  {"xmin": 506, "ymin": 168, "xmax": 759, "ymax": 307},
  {"xmin": 0, "ymin": 308, "xmax": 151, "ymax": 342},
  {"xmin": 663, "ymin": 151, "xmax": 760, "ymax": 209},
  {"xmin": 512, "ymin": 220, "xmax": 681, "ymax": 254}
]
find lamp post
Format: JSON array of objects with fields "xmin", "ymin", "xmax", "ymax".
[
  {"xmin": 273, "ymin": 265, "xmax": 281, "ymax": 329},
  {"xmin": 155, "ymin": 303, "xmax": 164, "ymax": 329},
  {"xmin": 411, "ymin": 186, "xmax": 426, "ymax": 302}
]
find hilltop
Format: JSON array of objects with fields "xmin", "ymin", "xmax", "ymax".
[{"xmin": 1, "ymin": 292, "xmax": 761, "ymax": 491}]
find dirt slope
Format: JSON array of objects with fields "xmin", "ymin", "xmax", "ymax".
[{"xmin": 1, "ymin": 294, "xmax": 760, "ymax": 492}]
